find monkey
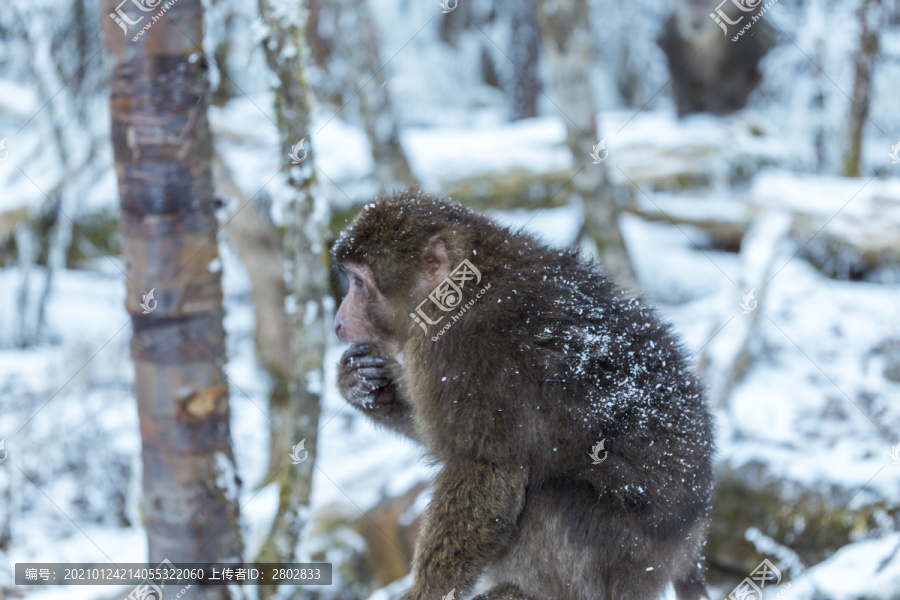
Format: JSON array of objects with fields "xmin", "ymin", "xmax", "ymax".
[
  {"xmin": 332, "ymin": 191, "xmax": 714, "ymax": 600},
  {"xmin": 657, "ymin": 0, "xmax": 773, "ymax": 117}
]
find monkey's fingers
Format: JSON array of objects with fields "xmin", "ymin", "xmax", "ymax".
[
  {"xmin": 347, "ymin": 356, "xmax": 388, "ymax": 369},
  {"xmin": 359, "ymin": 376, "xmax": 390, "ymax": 390},
  {"xmin": 344, "ymin": 343, "xmax": 375, "ymax": 358},
  {"xmin": 347, "ymin": 380, "xmax": 389, "ymax": 403},
  {"xmin": 356, "ymin": 365, "xmax": 390, "ymax": 378}
]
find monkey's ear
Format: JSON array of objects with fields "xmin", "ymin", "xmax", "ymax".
[{"xmin": 422, "ymin": 238, "xmax": 451, "ymax": 285}]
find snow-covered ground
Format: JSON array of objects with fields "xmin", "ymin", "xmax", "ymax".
[
  {"xmin": 2, "ymin": 98, "xmax": 900, "ymax": 600},
  {"xmin": 3, "ymin": 0, "xmax": 900, "ymax": 596}
]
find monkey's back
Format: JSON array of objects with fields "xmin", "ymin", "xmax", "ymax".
[
  {"xmin": 408, "ymin": 227, "xmax": 713, "ymax": 536},
  {"xmin": 534, "ymin": 260, "xmax": 714, "ymax": 524}
]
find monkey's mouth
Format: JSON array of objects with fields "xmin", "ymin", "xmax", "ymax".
[{"xmin": 373, "ymin": 387, "xmax": 394, "ymax": 404}]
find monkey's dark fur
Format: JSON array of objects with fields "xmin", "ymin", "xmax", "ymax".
[{"xmin": 332, "ymin": 191, "xmax": 714, "ymax": 600}]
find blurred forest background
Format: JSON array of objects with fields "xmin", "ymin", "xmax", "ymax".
[{"xmin": 1, "ymin": 0, "xmax": 899, "ymax": 599}]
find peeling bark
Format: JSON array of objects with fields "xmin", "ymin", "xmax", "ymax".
[{"xmin": 102, "ymin": 1, "xmax": 242, "ymax": 592}]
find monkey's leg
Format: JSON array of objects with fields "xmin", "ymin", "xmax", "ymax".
[
  {"xmin": 489, "ymin": 480, "xmax": 688, "ymax": 600},
  {"xmin": 472, "ymin": 583, "xmax": 534, "ymax": 600},
  {"xmin": 399, "ymin": 461, "xmax": 527, "ymax": 600}
]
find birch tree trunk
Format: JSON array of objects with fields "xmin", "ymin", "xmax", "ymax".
[
  {"xmin": 535, "ymin": 0, "xmax": 636, "ymax": 289},
  {"xmin": 103, "ymin": 1, "xmax": 242, "ymax": 592},
  {"xmin": 255, "ymin": 2, "xmax": 330, "ymax": 594}
]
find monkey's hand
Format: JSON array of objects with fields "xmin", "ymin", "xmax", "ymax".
[
  {"xmin": 400, "ymin": 461, "xmax": 527, "ymax": 600},
  {"xmin": 338, "ymin": 343, "xmax": 393, "ymax": 405},
  {"xmin": 337, "ymin": 344, "xmax": 419, "ymax": 440}
]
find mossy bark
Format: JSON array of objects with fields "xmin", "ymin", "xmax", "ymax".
[{"xmin": 254, "ymin": 2, "xmax": 330, "ymax": 599}]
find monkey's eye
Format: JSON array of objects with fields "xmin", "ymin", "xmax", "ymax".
[{"xmin": 351, "ymin": 274, "xmax": 365, "ymax": 288}]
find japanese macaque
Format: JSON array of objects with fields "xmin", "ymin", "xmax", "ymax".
[
  {"xmin": 658, "ymin": 0, "xmax": 773, "ymax": 117},
  {"xmin": 332, "ymin": 191, "xmax": 714, "ymax": 600}
]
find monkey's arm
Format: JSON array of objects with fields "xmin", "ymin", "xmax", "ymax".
[
  {"xmin": 401, "ymin": 460, "xmax": 527, "ymax": 600},
  {"xmin": 337, "ymin": 343, "xmax": 419, "ymax": 440}
]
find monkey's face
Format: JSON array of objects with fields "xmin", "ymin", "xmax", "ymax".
[
  {"xmin": 335, "ymin": 263, "xmax": 383, "ymax": 342},
  {"xmin": 334, "ymin": 239, "xmax": 454, "ymax": 359},
  {"xmin": 334, "ymin": 263, "xmax": 403, "ymax": 359}
]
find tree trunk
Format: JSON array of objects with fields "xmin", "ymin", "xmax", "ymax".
[
  {"xmin": 211, "ymin": 149, "xmax": 293, "ymax": 487},
  {"xmin": 255, "ymin": 2, "xmax": 330, "ymax": 596},
  {"xmin": 842, "ymin": 0, "xmax": 882, "ymax": 177},
  {"xmin": 8, "ymin": 4, "xmax": 86, "ymax": 347},
  {"xmin": 535, "ymin": 0, "xmax": 637, "ymax": 289},
  {"xmin": 102, "ymin": 0, "xmax": 243, "ymax": 592},
  {"xmin": 508, "ymin": 0, "xmax": 541, "ymax": 120},
  {"xmin": 208, "ymin": 0, "xmax": 239, "ymax": 107},
  {"xmin": 310, "ymin": 0, "xmax": 415, "ymax": 190}
]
